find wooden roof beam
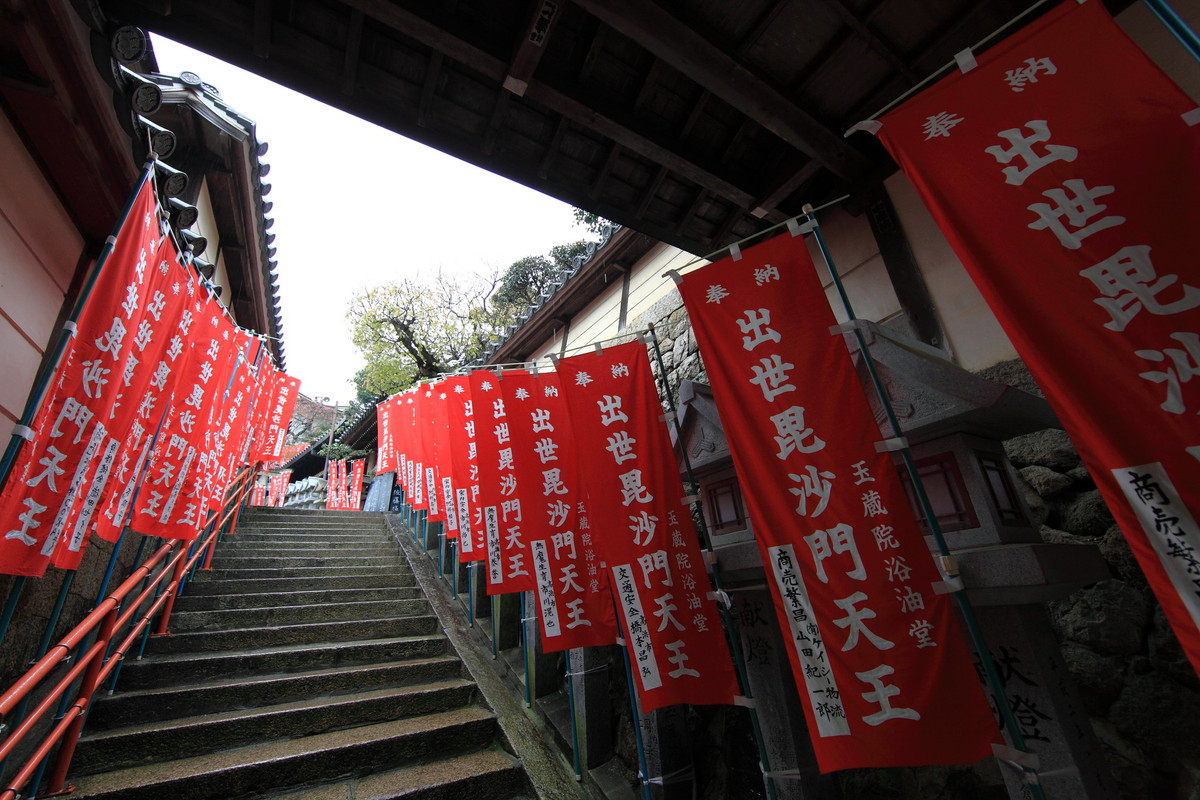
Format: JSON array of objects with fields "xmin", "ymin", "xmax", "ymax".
[
  {"xmin": 570, "ymin": 0, "xmax": 871, "ymax": 180},
  {"xmin": 589, "ymin": 142, "xmax": 622, "ymax": 198},
  {"xmin": 816, "ymin": 0, "xmax": 919, "ymax": 82},
  {"xmin": 342, "ymin": 9, "xmax": 364, "ymax": 95},
  {"xmin": 750, "ymin": 160, "xmax": 821, "ymax": 221},
  {"xmin": 344, "ymin": 0, "xmax": 755, "ymax": 208},
  {"xmin": 538, "ymin": 115, "xmax": 569, "ymax": 179},
  {"xmin": 417, "ymin": 51, "xmax": 444, "ymax": 127},
  {"xmin": 253, "ymin": 0, "xmax": 271, "ymax": 59},
  {"xmin": 504, "ymin": 0, "xmax": 563, "ymax": 96}
]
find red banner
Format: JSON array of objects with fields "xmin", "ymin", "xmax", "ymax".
[
  {"xmin": 470, "ymin": 369, "xmax": 535, "ymax": 594},
  {"xmin": 677, "ymin": 235, "xmax": 997, "ymax": 770},
  {"xmin": 871, "ymin": 0, "xmax": 1200, "ymax": 674},
  {"xmin": 55, "ymin": 232, "xmax": 189, "ymax": 561},
  {"xmin": 128, "ymin": 291, "xmax": 240, "ymax": 541},
  {"xmin": 252, "ymin": 370, "xmax": 301, "ymax": 461},
  {"xmin": 558, "ymin": 343, "xmax": 738, "ymax": 712},
  {"xmin": 503, "ymin": 370, "xmax": 619, "ymax": 651},
  {"xmin": 0, "ymin": 177, "xmax": 165, "ymax": 575},
  {"xmin": 376, "ymin": 394, "xmax": 400, "ymax": 475},
  {"xmin": 251, "ymin": 484, "xmax": 266, "ymax": 506},
  {"xmin": 445, "ymin": 376, "xmax": 485, "ymax": 561},
  {"xmin": 420, "ymin": 384, "xmax": 444, "ymax": 522},
  {"xmin": 349, "ymin": 460, "xmax": 365, "ymax": 509}
]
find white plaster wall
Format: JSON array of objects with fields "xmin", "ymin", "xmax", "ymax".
[
  {"xmin": 624, "ymin": 244, "xmax": 703, "ymax": 325},
  {"xmin": 0, "ymin": 111, "xmax": 82, "ymax": 423},
  {"xmin": 192, "ymin": 177, "xmax": 237, "ymax": 318}
]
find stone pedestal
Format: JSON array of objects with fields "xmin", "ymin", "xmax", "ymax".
[
  {"xmin": 974, "ymin": 606, "xmax": 1121, "ymax": 800},
  {"xmin": 732, "ymin": 588, "xmax": 832, "ymax": 800},
  {"xmin": 638, "ymin": 704, "xmax": 693, "ymax": 800},
  {"xmin": 568, "ymin": 647, "xmax": 615, "ymax": 769}
]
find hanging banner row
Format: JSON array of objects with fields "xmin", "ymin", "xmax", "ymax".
[
  {"xmin": 0, "ymin": 173, "xmax": 302, "ymax": 578},
  {"xmin": 377, "ymin": 227, "xmax": 998, "ymax": 771}
]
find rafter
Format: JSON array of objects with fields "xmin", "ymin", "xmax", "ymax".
[
  {"xmin": 253, "ymin": 0, "xmax": 271, "ymax": 59},
  {"xmin": 341, "ymin": 9, "xmax": 364, "ymax": 95},
  {"xmin": 815, "ymin": 0, "xmax": 919, "ymax": 82},
  {"xmin": 504, "ymin": 0, "xmax": 562, "ymax": 96},
  {"xmin": 417, "ymin": 51, "xmax": 444, "ymax": 127},
  {"xmin": 570, "ymin": 0, "xmax": 871, "ymax": 180}
]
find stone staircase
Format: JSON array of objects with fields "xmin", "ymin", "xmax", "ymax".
[{"xmin": 67, "ymin": 508, "xmax": 534, "ymax": 800}]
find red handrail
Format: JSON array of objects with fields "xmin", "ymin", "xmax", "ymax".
[{"xmin": 0, "ymin": 466, "xmax": 253, "ymax": 799}]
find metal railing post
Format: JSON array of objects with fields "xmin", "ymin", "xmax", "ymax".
[
  {"xmin": 42, "ymin": 603, "xmax": 118, "ymax": 795},
  {"xmin": 153, "ymin": 553, "xmax": 188, "ymax": 636}
]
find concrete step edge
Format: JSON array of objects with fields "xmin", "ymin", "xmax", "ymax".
[
  {"xmin": 263, "ymin": 748, "xmax": 526, "ymax": 800},
  {"xmin": 83, "ymin": 680, "xmax": 473, "ymax": 741},
  {"xmin": 173, "ymin": 588, "xmax": 421, "ymax": 611},
  {"xmin": 68, "ymin": 708, "xmax": 498, "ymax": 799}
]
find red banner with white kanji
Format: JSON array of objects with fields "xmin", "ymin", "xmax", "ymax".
[
  {"xmin": 376, "ymin": 395, "xmax": 400, "ymax": 475},
  {"xmin": 677, "ymin": 235, "xmax": 997, "ymax": 770},
  {"xmin": 0, "ymin": 176, "xmax": 164, "ymax": 575},
  {"xmin": 470, "ymin": 370, "xmax": 535, "ymax": 593},
  {"xmin": 442, "ymin": 375, "xmax": 482, "ymax": 556},
  {"xmin": 870, "ymin": 0, "xmax": 1200, "ymax": 674},
  {"xmin": 252, "ymin": 370, "xmax": 301, "ymax": 461},
  {"xmin": 500, "ymin": 371, "xmax": 619, "ymax": 651},
  {"xmin": 558, "ymin": 343, "xmax": 738, "ymax": 712},
  {"xmin": 349, "ymin": 460, "xmax": 364, "ymax": 510}
]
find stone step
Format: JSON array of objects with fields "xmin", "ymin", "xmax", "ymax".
[
  {"xmin": 209, "ymin": 554, "xmax": 400, "ymax": 570},
  {"xmin": 223, "ymin": 542, "xmax": 391, "ymax": 554},
  {"xmin": 242, "ymin": 510, "xmax": 388, "ymax": 519},
  {"xmin": 69, "ymin": 709, "xmax": 499, "ymax": 800},
  {"xmin": 182, "ymin": 573, "xmax": 415, "ymax": 596},
  {"xmin": 236, "ymin": 521, "xmax": 390, "ymax": 532},
  {"xmin": 89, "ymin": 655, "xmax": 463, "ymax": 729},
  {"xmin": 148, "ymin": 615, "xmax": 440, "ymax": 653},
  {"xmin": 232, "ymin": 528, "xmax": 391, "ymax": 539},
  {"xmin": 217, "ymin": 545, "xmax": 398, "ymax": 558},
  {"xmin": 197, "ymin": 564, "xmax": 408, "ymax": 581},
  {"xmin": 264, "ymin": 749, "xmax": 528, "ymax": 800},
  {"xmin": 75, "ymin": 680, "xmax": 476, "ymax": 775},
  {"xmin": 171, "ymin": 598, "xmax": 431, "ymax": 632},
  {"xmin": 118, "ymin": 635, "xmax": 449, "ymax": 689},
  {"xmin": 174, "ymin": 585, "xmax": 423, "ymax": 612}
]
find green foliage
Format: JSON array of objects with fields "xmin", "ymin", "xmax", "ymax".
[
  {"xmin": 347, "ymin": 270, "xmax": 504, "ymax": 393},
  {"xmin": 347, "ymin": 237, "xmax": 598, "ymax": 397},
  {"xmin": 317, "ymin": 442, "xmax": 368, "ymax": 461},
  {"xmin": 572, "ymin": 207, "xmax": 611, "ymax": 236}
]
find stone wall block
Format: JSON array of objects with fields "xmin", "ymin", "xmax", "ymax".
[
  {"xmin": 1059, "ymin": 642, "xmax": 1125, "ymax": 715},
  {"xmin": 1054, "ymin": 579, "xmax": 1150, "ymax": 656},
  {"xmin": 1058, "ymin": 490, "xmax": 1115, "ymax": 538},
  {"xmin": 1090, "ymin": 717, "xmax": 1158, "ymax": 799},
  {"xmin": 1003, "ymin": 428, "xmax": 1081, "ymax": 472},
  {"xmin": 1014, "ymin": 472, "xmax": 1050, "ymax": 526},
  {"xmin": 1019, "ymin": 464, "xmax": 1073, "ymax": 498},
  {"xmin": 1066, "ymin": 465, "xmax": 1091, "ymax": 485},
  {"xmin": 1110, "ymin": 671, "xmax": 1200, "ymax": 771},
  {"xmin": 1097, "ymin": 525, "xmax": 1146, "ymax": 588},
  {"xmin": 1148, "ymin": 605, "xmax": 1200, "ymax": 691}
]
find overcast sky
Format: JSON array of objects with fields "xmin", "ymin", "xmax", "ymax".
[{"xmin": 151, "ymin": 36, "xmax": 589, "ymax": 406}]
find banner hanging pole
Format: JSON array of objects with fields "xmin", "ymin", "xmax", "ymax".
[
  {"xmin": 618, "ymin": 640, "xmax": 653, "ymax": 800},
  {"xmin": 804, "ymin": 207, "xmax": 1047, "ymax": 798},
  {"xmin": 0, "ymin": 161, "xmax": 157, "ymax": 492},
  {"xmin": 645, "ymin": 325, "xmax": 779, "ymax": 800},
  {"xmin": 1142, "ymin": 0, "xmax": 1200, "ymax": 61}
]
